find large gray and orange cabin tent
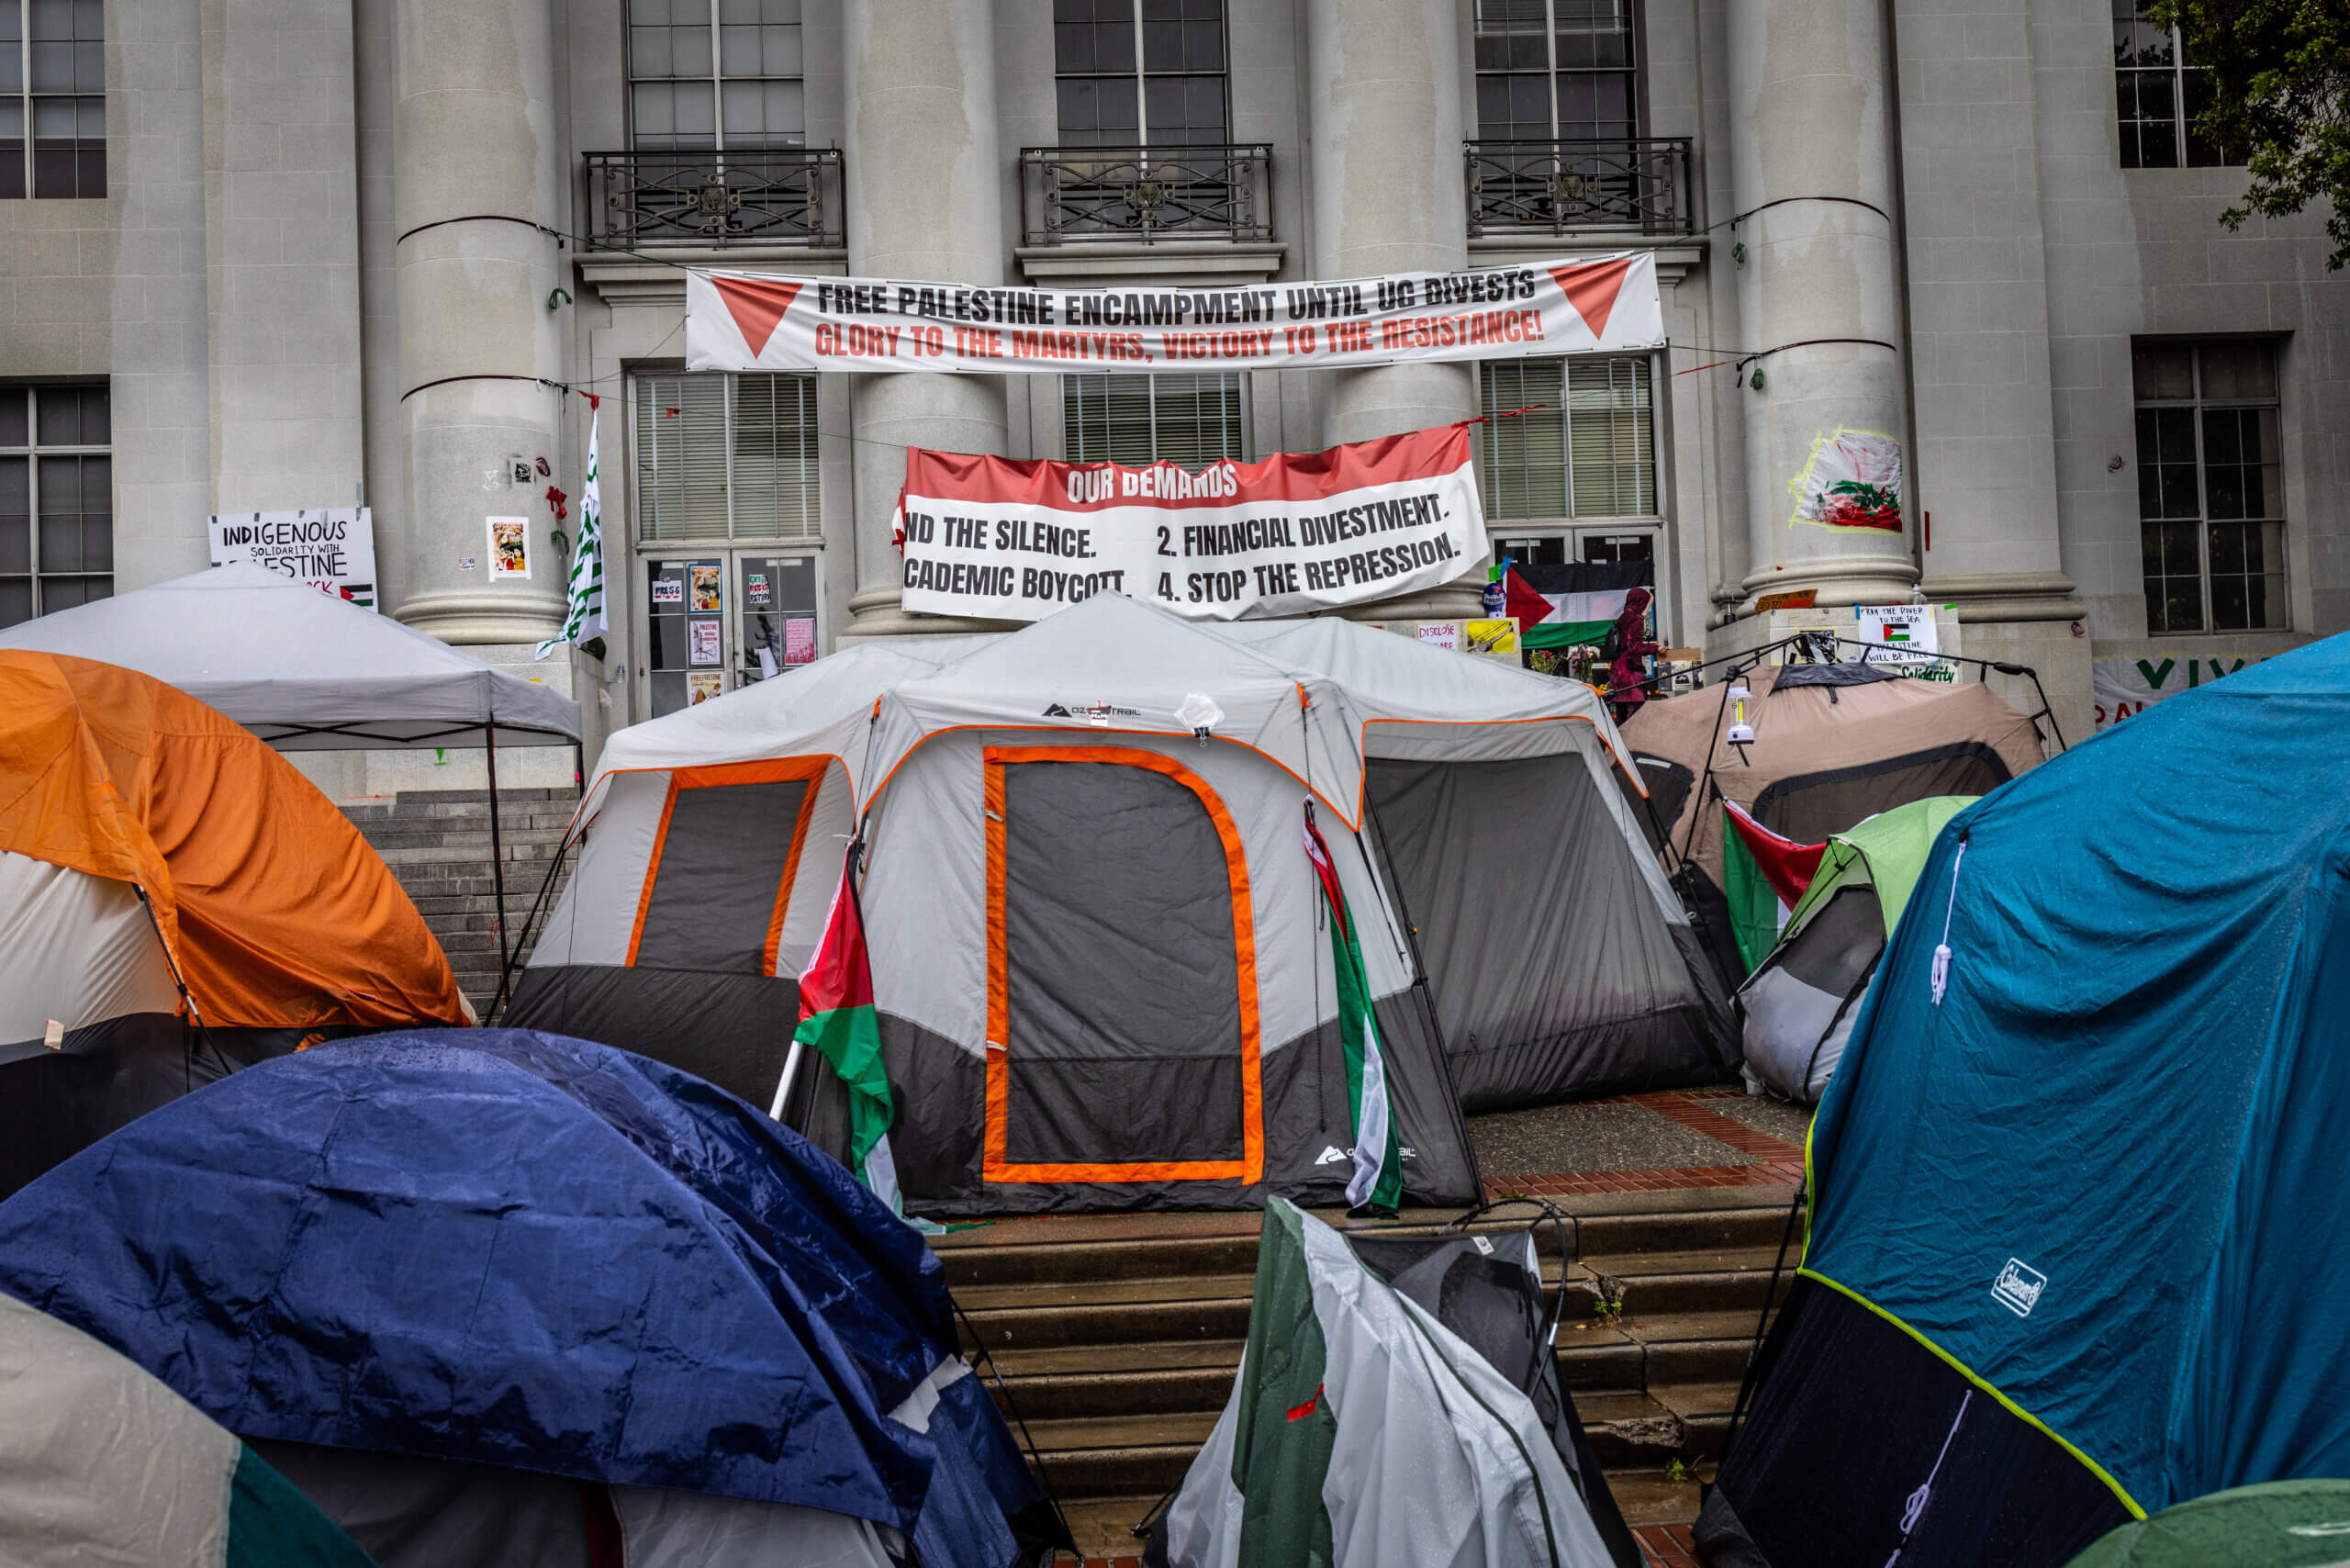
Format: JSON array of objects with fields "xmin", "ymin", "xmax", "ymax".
[
  {"xmin": 0, "ymin": 653, "xmax": 473, "ymax": 1195},
  {"xmin": 511, "ymin": 596, "xmax": 1728, "ymax": 1215}
]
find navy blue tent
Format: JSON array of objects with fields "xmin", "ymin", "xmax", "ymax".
[
  {"xmin": 0, "ymin": 1028, "xmax": 1052, "ymax": 1568},
  {"xmin": 1702, "ymin": 634, "xmax": 2350, "ymax": 1568}
]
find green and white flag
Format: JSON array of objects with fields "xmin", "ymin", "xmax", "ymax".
[
  {"xmin": 1152, "ymin": 1197, "xmax": 1615, "ymax": 1568},
  {"xmin": 1303, "ymin": 806, "xmax": 1402, "ymax": 1215},
  {"xmin": 535, "ymin": 403, "xmax": 608, "ymax": 659}
]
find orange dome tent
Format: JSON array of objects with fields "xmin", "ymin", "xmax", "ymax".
[{"xmin": 0, "ymin": 653, "xmax": 471, "ymax": 1193}]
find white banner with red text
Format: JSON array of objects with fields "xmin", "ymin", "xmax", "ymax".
[
  {"xmin": 893, "ymin": 423, "xmax": 1485, "ymax": 622},
  {"xmin": 687, "ymin": 253, "xmax": 1662, "ymax": 375}
]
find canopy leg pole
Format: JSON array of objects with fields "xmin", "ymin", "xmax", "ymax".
[
  {"xmin": 486, "ymin": 722, "xmax": 512, "ymax": 1021},
  {"xmin": 767, "ymin": 1039, "xmax": 805, "ymax": 1123}
]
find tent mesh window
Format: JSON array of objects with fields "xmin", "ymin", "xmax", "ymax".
[
  {"xmin": 1751, "ymin": 744, "xmax": 2012, "ymax": 847},
  {"xmin": 1062, "ymin": 373, "xmax": 1243, "ymax": 469},
  {"xmin": 1479, "ymin": 355, "xmax": 1655, "ymax": 520},
  {"xmin": 999, "ymin": 758, "xmax": 1245, "ymax": 1170},
  {"xmin": 633, "ymin": 372, "xmax": 820, "ymax": 543}
]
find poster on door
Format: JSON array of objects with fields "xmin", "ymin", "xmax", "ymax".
[{"xmin": 688, "ymin": 619, "xmax": 722, "ymax": 666}]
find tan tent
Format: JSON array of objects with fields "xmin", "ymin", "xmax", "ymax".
[{"xmin": 1618, "ymin": 661, "xmax": 2046, "ymax": 890}]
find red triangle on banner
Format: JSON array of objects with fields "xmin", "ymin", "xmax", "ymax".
[
  {"xmin": 712, "ymin": 274, "xmax": 804, "ymax": 359},
  {"xmin": 1548, "ymin": 256, "xmax": 1635, "ymax": 343}
]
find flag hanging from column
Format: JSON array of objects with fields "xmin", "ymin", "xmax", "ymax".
[
  {"xmin": 535, "ymin": 402, "xmax": 608, "ymax": 659},
  {"xmin": 1303, "ymin": 806, "xmax": 1402, "ymax": 1215}
]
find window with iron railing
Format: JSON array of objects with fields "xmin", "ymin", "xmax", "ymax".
[
  {"xmin": 1465, "ymin": 0, "xmax": 1684, "ymax": 236},
  {"xmin": 1027, "ymin": 0, "xmax": 1264, "ymax": 245},
  {"xmin": 592, "ymin": 0, "xmax": 834, "ymax": 249}
]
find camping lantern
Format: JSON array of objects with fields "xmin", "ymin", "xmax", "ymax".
[{"xmin": 1726, "ymin": 678, "xmax": 1755, "ymax": 747}]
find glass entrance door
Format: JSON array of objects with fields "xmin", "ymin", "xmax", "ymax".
[{"xmin": 643, "ymin": 550, "xmax": 822, "ymax": 718}]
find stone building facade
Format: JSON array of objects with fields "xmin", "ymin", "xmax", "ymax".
[{"xmin": 5, "ymin": 0, "xmax": 2346, "ymax": 777}]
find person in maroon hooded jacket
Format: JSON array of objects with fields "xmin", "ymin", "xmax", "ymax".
[{"xmin": 1605, "ymin": 587, "xmax": 1660, "ymax": 723}]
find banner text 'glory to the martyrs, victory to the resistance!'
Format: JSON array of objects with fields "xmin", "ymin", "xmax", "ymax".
[{"xmin": 686, "ymin": 252, "xmax": 1663, "ymax": 374}]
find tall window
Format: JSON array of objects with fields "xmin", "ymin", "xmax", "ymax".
[
  {"xmin": 1064, "ymin": 374, "xmax": 1243, "ymax": 467},
  {"xmin": 2, "ymin": 0, "xmax": 105, "ymax": 198},
  {"xmin": 628, "ymin": 0, "xmax": 803, "ymax": 151},
  {"xmin": 2135, "ymin": 342, "xmax": 2286, "ymax": 634},
  {"xmin": 2112, "ymin": 0, "xmax": 2230, "ymax": 169},
  {"xmin": 633, "ymin": 372, "xmax": 819, "ymax": 542},
  {"xmin": 1473, "ymin": 0, "xmax": 1637, "ymax": 142},
  {"xmin": 0, "ymin": 384, "xmax": 110, "ymax": 628},
  {"xmin": 1055, "ymin": 0, "xmax": 1227, "ymax": 147},
  {"xmin": 1480, "ymin": 357, "xmax": 1655, "ymax": 519}
]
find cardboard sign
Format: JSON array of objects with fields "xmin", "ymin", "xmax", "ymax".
[
  {"xmin": 895, "ymin": 423, "xmax": 1485, "ymax": 623},
  {"xmin": 1854, "ymin": 604, "xmax": 1942, "ymax": 667},
  {"xmin": 688, "ymin": 253, "xmax": 1665, "ymax": 375},
  {"xmin": 207, "ymin": 508, "xmax": 378, "ymax": 610}
]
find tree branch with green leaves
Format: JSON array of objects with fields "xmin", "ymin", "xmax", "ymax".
[{"xmin": 2145, "ymin": 0, "xmax": 2349, "ymax": 269}]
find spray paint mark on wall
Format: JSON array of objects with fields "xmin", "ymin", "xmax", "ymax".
[{"xmin": 1788, "ymin": 427, "xmax": 1905, "ymax": 532}]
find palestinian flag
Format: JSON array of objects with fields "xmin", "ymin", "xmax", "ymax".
[
  {"xmin": 1302, "ymin": 809, "xmax": 1402, "ymax": 1215},
  {"xmin": 1722, "ymin": 801, "xmax": 1827, "ymax": 974},
  {"xmin": 1505, "ymin": 569, "xmax": 1631, "ymax": 651},
  {"xmin": 792, "ymin": 844, "xmax": 901, "ymax": 1211}
]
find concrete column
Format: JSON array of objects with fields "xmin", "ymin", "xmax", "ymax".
[
  {"xmin": 1728, "ymin": 0, "xmax": 1918, "ymax": 606},
  {"xmin": 1304, "ymin": 0, "xmax": 1481, "ymax": 618},
  {"xmin": 840, "ymin": 0, "xmax": 1010, "ymax": 639},
  {"xmin": 388, "ymin": 0, "xmax": 568, "ymax": 643}
]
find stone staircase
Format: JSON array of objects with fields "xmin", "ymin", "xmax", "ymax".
[
  {"xmin": 341, "ymin": 788, "xmax": 582, "ymax": 1015},
  {"xmin": 936, "ymin": 1183, "xmax": 1804, "ymax": 1558}
]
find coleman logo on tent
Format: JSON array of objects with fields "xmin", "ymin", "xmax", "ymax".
[{"xmin": 1991, "ymin": 1257, "xmax": 2047, "ymax": 1318}]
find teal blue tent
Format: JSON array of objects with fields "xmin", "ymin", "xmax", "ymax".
[{"xmin": 1701, "ymin": 634, "xmax": 2350, "ymax": 1568}]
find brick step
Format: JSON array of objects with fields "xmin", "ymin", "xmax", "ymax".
[{"xmin": 935, "ymin": 1191, "xmax": 1794, "ymax": 1293}]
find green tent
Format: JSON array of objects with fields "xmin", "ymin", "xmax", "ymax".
[
  {"xmin": 2065, "ymin": 1481, "xmax": 2350, "ymax": 1568},
  {"xmin": 1734, "ymin": 795, "xmax": 1975, "ymax": 1103}
]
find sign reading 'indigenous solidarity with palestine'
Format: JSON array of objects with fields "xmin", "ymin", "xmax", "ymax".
[
  {"xmin": 685, "ymin": 252, "xmax": 1664, "ymax": 375},
  {"xmin": 892, "ymin": 423, "xmax": 1486, "ymax": 622}
]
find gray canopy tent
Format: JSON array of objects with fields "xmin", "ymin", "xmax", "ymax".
[{"xmin": 0, "ymin": 563, "xmax": 584, "ymax": 996}]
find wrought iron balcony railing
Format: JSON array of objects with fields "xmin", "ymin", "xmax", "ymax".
[
  {"xmin": 1021, "ymin": 144, "xmax": 1273, "ymax": 246},
  {"xmin": 1464, "ymin": 138, "xmax": 1693, "ymax": 239},
  {"xmin": 583, "ymin": 147, "xmax": 844, "ymax": 250}
]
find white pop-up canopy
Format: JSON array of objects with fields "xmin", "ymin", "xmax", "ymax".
[{"xmin": 0, "ymin": 563, "xmax": 582, "ymax": 750}]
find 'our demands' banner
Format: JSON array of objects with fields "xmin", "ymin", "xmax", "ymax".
[
  {"xmin": 688, "ymin": 253, "xmax": 1662, "ymax": 375},
  {"xmin": 895, "ymin": 423, "xmax": 1484, "ymax": 622}
]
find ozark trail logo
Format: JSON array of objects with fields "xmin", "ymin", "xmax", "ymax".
[
  {"xmin": 1315, "ymin": 1146, "xmax": 1348, "ymax": 1167},
  {"xmin": 1043, "ymin": 700, "xmax": 1138, "ymax": 726},
  {"xmin": 1991, "ymin": 1258, "xmax": 2047, "ymax": 1318}
]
